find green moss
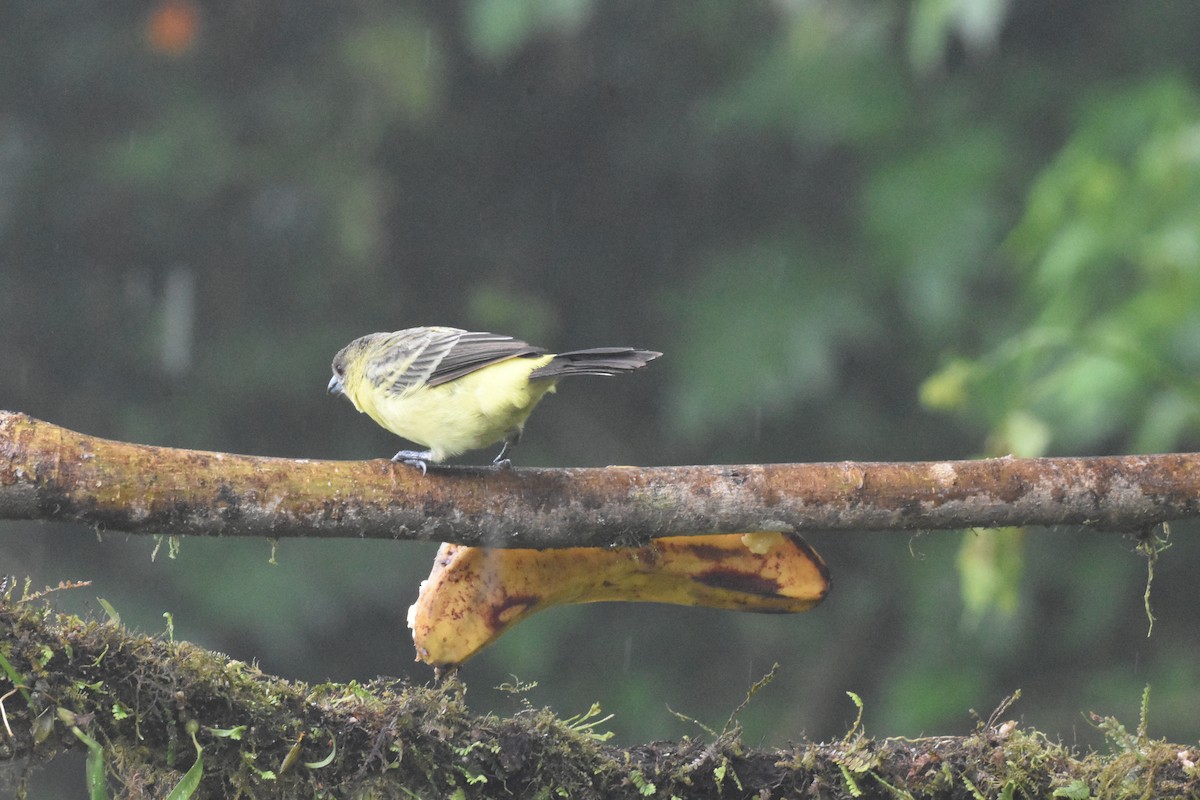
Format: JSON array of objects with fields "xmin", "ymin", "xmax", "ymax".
[{"xmin": 2, "ymin": 597, "xmax": 1198, "ymax": 799}]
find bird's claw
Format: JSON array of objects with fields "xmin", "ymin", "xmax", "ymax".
[
  {"xmin": 491, "ymin": 440, "xmax": 516, "ymax": 468},
  {"xmin": 391, "ymin": 450, "xmax": 431, "ymax": 475}
]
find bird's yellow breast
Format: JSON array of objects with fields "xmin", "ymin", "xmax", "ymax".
[{"xmin": 345, "ymin": 354, "xmax": 558, "ymax": 461}]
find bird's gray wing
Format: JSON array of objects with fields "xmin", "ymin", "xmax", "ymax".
[
  {"xmin": 423, "ymin": 330, "xmax": 545, "ymax": 387},
  {"xmin": 360, "ymin": 327, "xmax": 459, "ymax": 394},
  {"xmin": 367, "ymin": 328, "xmax": 543, "ymax": 395}
]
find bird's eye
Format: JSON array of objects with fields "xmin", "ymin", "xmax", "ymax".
[{"xmin": 334, "ymin": 363, "xmax": 345, "ymax": 377}]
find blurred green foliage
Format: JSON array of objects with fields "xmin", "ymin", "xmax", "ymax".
[
  {"xmin": 926, "ymin": 76, "xmax": 1200, "ymax": 455},
  {"xmin": 4, "ymin": 1, "xmax": 1200, "ymax": 794}
]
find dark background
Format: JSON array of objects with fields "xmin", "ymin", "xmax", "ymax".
[{"xmin": 5, "ymin": 0, "xmax": 1200, "ymax": 794}]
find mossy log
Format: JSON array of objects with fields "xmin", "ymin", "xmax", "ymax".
[{"xmin": 2, "ymin": 598, "xmax": 1198, "ymax": 799}]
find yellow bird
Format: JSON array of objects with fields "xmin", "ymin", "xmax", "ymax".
[{"xmin": 328, "ymin": 326, "xmax": 661, "ymax": 471}]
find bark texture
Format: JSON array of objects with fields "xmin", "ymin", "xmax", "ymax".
[{"xmin": 2, "ymin": 411, "xmax": 1198, "ymax": 548}]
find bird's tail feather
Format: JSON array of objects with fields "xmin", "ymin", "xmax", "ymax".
[{"xmin": 528, "ymin": 348, "xmax": 662, "ymax": 379}]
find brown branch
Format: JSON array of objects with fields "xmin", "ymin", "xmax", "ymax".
[{"xmin": 2, "ymin": 410, "xmax": 1198, "ymax": 548}]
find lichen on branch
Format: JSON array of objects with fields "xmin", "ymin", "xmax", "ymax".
[{"xmin": 3, "ymin": 411, "xmax": 1200, "ymax": 549}]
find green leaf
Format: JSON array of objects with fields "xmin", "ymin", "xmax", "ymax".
[
  {"xmin": 303, "ymin": 737, "xmax": 338, "ymax": 770},
  {"xmin": 96, "ymin": 598, "xmax": 121, "ymax": 627},
  {"xmin": 838, "ymin": 763, "xmax": 863, "ymax": 797},
  {"xmin": 630, "ymin": 769, "xmax": 657, "ymax": 796},
  {"xmin": 165, "ymin": 729, "xmax": 204, "ymax": 800},
  {"xmin": 0, "ymin": 650, "xmax": 29, "ymax": 702},
  {"xmin": 961, "ymin": 773, "xmax": 987, "ymax": 800},
  {"xmin": 844, "ymin": 691, "xmax": 865, "ymax": 740},
  {"xmin": 1052, "ymin": 778, "xmax": 1093, "ymax": 799},
  {"xmin": 71, "ymin": 725, "xmax": 109, "ymax": 800},
  {"xmin": 206, "ymin": 725, "xmax": 246, "ymax": 740}
]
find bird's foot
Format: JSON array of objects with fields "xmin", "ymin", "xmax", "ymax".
[
  {"xmin": 492, "ymin": 440, "xmax": 516, "ymax": 469},
  {"xmin": 392, "ymin": 450, "xmax": 432, "ymax": 475}
]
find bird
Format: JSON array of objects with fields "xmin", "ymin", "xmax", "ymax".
[{"xmin": 328, "ymin": 326, "xmax": 661, "ymax": 472}]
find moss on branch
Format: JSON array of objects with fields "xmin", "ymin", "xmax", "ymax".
[{"xmin": 2, "ymin": 596, "xmax": 1197, "ymax": 799}]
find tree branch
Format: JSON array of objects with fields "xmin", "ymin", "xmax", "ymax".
[{"xmin": 2, "ymin": 411, "xmax": 1198, "ymax": 548}]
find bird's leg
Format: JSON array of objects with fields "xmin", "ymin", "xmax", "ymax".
[
  {"xmin": 391, "ymin": 449, "xmax": 433, "ymax": 475},
  {"xmin": 491, "ymin": 437, "xmax": 517, "ymax": 469}
]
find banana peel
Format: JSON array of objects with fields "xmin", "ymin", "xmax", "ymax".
[{"xmin": 408, "ymin": 531, "xmax": 830, "ymax": 667}]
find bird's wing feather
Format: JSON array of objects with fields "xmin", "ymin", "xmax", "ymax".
[
  {"xmin": 423, "ymin": 331, "xmax": 545, "ymax": 387},
  {"xmin": 368, "ymin": 328, "xmax": 543, "ymax": 395},
  {"xmin": 362, "ymin": 329, "xmax": 445, "ymax": 393}
]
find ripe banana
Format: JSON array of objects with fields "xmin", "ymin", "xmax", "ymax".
[{"xmin": 408, "ymin": 532, "xmax": 831, "ymax": 666}]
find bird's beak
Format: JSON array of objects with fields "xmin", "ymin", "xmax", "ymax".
[{"xmin": 327, "ymin": 374, "xmax": 345, "ymax": 397}]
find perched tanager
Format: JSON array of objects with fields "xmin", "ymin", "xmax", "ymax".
[{"xmin": 328, "ymin": 326, "xmax": 661, "ymax": 471}]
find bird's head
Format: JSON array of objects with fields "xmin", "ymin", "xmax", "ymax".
[
  {"xmin": 328, "ymin": 335, "xmax": 378, "ymax": 406},
  {"xmin": 329, "ymin": 331, "xmax": 402, "ymax": 410}
]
